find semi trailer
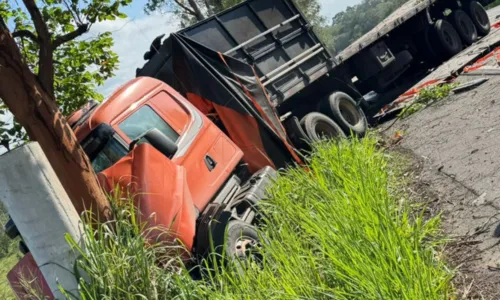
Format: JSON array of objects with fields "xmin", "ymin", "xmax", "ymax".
[{"xmin": 137, "ymin": 0, "xmax": 494, "ymax": 119}]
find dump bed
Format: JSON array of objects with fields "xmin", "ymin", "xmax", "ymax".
[{"xmin": 164, "ymin": 0, "xmax": 335, "ymax": 106}]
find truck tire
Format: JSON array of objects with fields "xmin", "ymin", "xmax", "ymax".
[
  {"xmin": 433, "ymin": 19, "xmax": 463, "ymax": 58},
  {"xmin": 300, "ymin": 113, "xmax": 346, "ymax": 142},
  {"xmin": 4, "ymin": 218, "xmax": 20, "ymax": 239},
  {"xmin": 449, "ymin": 9, "xmax": 478, "ymax": 45},
  {"xmin": 465, "ymin": 1, "xmax": 491, "ymax": 36},
  {"xmin": 319, "ymin": 92, "xmax": 368, "ymax": 137},
  {"xmin": 225, "ymin": 220, "xmax": 261, "ymax": 262},
  {"xmin": 19, "ymin": 240, "xmax": 29, "ymax": 254},
  {"xmin": 422, "ymin": 26, "xmax": 442, "ymax": 63}
]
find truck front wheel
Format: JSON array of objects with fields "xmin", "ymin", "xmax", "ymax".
[
  {"xmin": 465, "ymin": 1, "xmax": 491, "ymax": 36},
  {"xmin": 225, "ymin": 220, "xmax": 261, "ymax": 263},
  {"xmin": 449, "ymin": 9, "xmax": 478, "ymax": 45}
]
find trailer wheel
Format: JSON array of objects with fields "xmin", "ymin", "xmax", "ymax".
[
  {"xmin": 225, "ymin": 221, "xmax": 261, "ymax": 263},
  {"xmin": 449, "ymin": 9, "xmax": 478, "ymax": 45},
  {"xmin": 300, "ymin": 113, "xmax": 346, "ymax": 142},
  {"xmin": 433, "ymin": 19, "xmax": 463, "ymax": 58},
  {"xmin": 465, "ymin": 1, "xmax": 491, "ymax": 36},
  {"xmin": 422, "ymin": 26, "xmax": 442, "ymax": 63},
  {"xmin": 19, "ymin": 240, "xmax": 29, "ymax": 255},
  {"xmin": 4, "ymin": 218, "xmax": 20, "ymax": 240},
  {"xmin": 320, "ymin": 92, "xmax": 368, "ymax": 137}
]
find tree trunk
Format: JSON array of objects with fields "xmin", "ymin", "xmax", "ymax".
[
  {"xmin": 0, "ymin": 28, "xmax": 110, "ymax": 220},
  {"xmin": 187, "ymin": 0, "xmax": 205, "ymax": 20}
]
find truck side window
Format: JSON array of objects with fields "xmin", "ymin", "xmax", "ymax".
[
  {"xmin": 92, "ymin": 138, "xmax": 128, "ymax": 173},
  {"xmin": 119, "ymin": 105, "xmax": 180, "ymax": 142}
]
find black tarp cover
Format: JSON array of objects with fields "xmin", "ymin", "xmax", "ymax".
[{"xmin": 137, "ymin": 33, "xmax": 301, "ymax": 172}]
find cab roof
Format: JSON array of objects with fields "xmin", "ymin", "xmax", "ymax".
[{"xmin": 72, "ymin": 77, "xmax": 163, "ymax": 142}]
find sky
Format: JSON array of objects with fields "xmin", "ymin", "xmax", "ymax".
[{"xmin": 91, "ymin": 0, "xmax": 363, "ymax": 97}]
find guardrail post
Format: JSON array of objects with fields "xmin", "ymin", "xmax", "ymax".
[{"xmin": 0, "ymin": 142, "xmax": 83, "ymax": 299}]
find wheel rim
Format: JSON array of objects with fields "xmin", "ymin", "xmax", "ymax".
[
  {"xmin": 338, "ymin": 99, "xmax": 360, "ymax": 126},
  {"xmin": 315, "ymin": 120, "xmax": 341, "ymax": 139},
  {"xmin": 235, "ymin": 236, "xmax": 260, "ymax": 259}
]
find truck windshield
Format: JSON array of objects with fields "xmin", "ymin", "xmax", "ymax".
[{"xmin": 81, "ymin": 124, "xmax": 128, "ymax": 173}]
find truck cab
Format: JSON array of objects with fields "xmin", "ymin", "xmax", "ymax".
[{"xmin": 6, "ymin": 77, "xmax": 276, "ymax": 298}]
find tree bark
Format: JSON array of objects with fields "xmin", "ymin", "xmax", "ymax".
[
  {"xmin": 186, "ymin": 0, "xmax": 205, "ymax": 20},
  {"xmin": 23, "ymin": 0, "xmax": 55, "ymax": 96},
  {"xmin": 0, "ymin": 28, "xmax": 111, "ymax": 221}
]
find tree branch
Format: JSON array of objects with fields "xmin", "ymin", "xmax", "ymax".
[
  {"xmin": 12, "ymin": 30, "xmax": 39, "ymax": 43},
  {"xmin": 53, "ymin": 24, "xmax": 89, "ymax": 49},
  {"xmin": 186, "ymin": 0, "xmax": 205, "ymax": 20},
  {"xmin": 22, "ymin": 0, "xmax": 51, "ymax": 44},
  {"xmin": 173, "ymin": 0, "xmax": 196, "ymax": 16},
  {"xmin": 22, "ymin": 0, "xmax": 54, "ymax": 97}
]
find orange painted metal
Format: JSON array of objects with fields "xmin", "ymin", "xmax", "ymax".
[{"xmin": 94, "ymin": 77, "xmax": 243, "ymax": 250}]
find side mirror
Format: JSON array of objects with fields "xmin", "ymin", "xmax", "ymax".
[{"xmin": 130, "ymin": 128, "xmax": 178, "ymax": 158}]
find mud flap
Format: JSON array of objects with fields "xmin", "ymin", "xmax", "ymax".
[
  {"xmin": 284, "ymin": 116, "xmax": 311, "ymax": 150},
  {"xmin": 195, "ymin": 206, "xmax": 232, "ymax": 258}
]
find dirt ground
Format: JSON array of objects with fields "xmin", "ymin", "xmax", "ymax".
[
  {"xmin": 375, "ymin": 6, "xmax": 500, "ymax": 298},
  {"xmin": 381, "ymin": 73, "xmax": 500, "ymax": 298}
]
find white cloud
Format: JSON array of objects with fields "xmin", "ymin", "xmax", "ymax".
[
  {"xmin": 319, "ymin": 0, "xmax": 362, "ymax": 19},
  {"xmin": 90, "ymin": 13, "xmax": 180, "ymax": 98}
]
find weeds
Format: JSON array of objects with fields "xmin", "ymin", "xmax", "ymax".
[
  {"xmin": 398, "ymin": 83, "xmax": 458, "ymax": 119},
  {"xmin": 65, "ymin": 194, "xmax": 197, "ymax": 300},
  {"xmin": 69, "ymin": 137, "xmax": 454, "ymax": 299}
]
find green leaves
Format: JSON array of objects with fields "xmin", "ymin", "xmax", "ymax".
[
  {"xmin": 328, "ymin": 0, "xmax": 409, "ymax": 54},
  {"xmin": 398, "ymin": 83, "xmax": 459, "ymax": 119},
  {"xmin": 82, "ymin": 0, "xmax": 132, "ymax": 23},
  {"xmin": 52, "ymin": 32, "xmax": 119, "ymax": 115},
  {"xmin": 1, "ymin": 0, "xmax": 131, "ymax": 146}
]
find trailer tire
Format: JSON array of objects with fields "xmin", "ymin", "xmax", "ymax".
[
  {"xmin": 19, "ymin": 240, "xmax": 29, "ymax": 255},
  {"xmin": 422, "ymin": 26, "xmax": 442, "ymax": 63},
  {"xmin": 449, "ymin": 9, "xmax": 478, "ymax": 45},
  {"xmin": 300, "ymin": 113, "xmax": 346, "ymax": 142},
  {"xmin": 320, "ymin": 92, "xmax": 368, "ymax": 137},
  {"xmin": 465, "ymin": 1, "xmax": 491, "ymax": 36},
  {"xmin": 433, "ymin": 20, "xmax": 463, "ymax": 58},
  {"xmin": 4, "ymin": 218, "xmax": 20, "ymax": 240},
  {"xmin": 225, "ymin": 221, "xmax": 261, "ymax": 263}
]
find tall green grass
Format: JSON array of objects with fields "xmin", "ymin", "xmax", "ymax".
[{"xmin": 69, "ymin": 137, "xmax": 453, "ymax": 299}]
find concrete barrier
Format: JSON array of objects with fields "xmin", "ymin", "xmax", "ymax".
[{"xmin": 0, "ymin": 142, "xmax": 83, "ymax": 299}]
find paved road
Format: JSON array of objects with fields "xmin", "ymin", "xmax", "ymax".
[
  {"xmin": 489, "ymin": 5, "xmax": 500, "ymax": 20},
  {"xmin": 382, "ymin": 12, "xmax": 500, "ymax": 295}
]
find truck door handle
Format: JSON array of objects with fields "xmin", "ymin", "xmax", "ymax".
[{"xmin": 204, "ymin": 155, "xmax": 217, "ymax": 171}]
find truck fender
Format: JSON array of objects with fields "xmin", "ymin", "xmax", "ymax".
[{"xmin": 194, "ymin": 206, "xmax": 231, "ymax": 258}]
